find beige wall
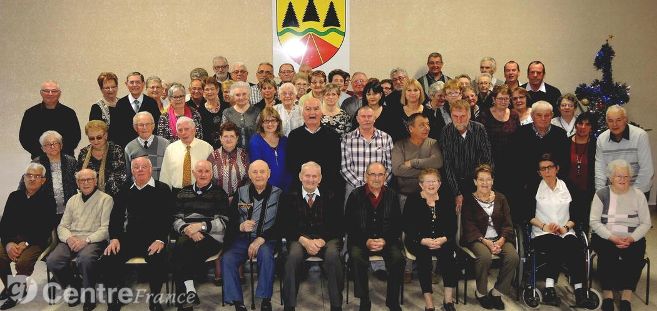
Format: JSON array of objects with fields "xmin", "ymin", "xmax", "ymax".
[{"xmin": 1, "ymin": 0, "xmax": 656, "ymax": 207}]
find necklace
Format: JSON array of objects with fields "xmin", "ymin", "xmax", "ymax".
[{"xmin": 574, "ymin": 138, "xmax": 588, "ymax": 176}]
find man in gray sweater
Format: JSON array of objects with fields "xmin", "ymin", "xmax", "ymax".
[{"xmin": 124, "ymin": 111, "xmax": 170, "ymax": 181}]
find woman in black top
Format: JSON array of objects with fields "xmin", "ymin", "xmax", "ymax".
[{"xmin": 403, "ymin": 168, "xmax": 457, "ymax": 311}]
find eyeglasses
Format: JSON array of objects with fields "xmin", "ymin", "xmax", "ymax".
[
  {"xmin": 40, "ymin": 89, "xmax": 60, "ymax": 94},
  {"xmin": 279, "ymin": 70, "xmax": 294, "ymax": 74},
  {"xmin": 257, "ymin": 70, "xmax": 273, "ymax": 75},
  {"xmin": 213, "ymin": 65, "xmax": 229, "ymax": 70},
  {"xmin": 367, "ymin": 173, "xmax": 386, "ymax": 178},
  {"xmin": 495, "ymin": 97, "xmax": 510, "ymax": 102},
  {"xmin": 42, "ymin": 142, "xmax": 61, "ymax": 148},
  {"xmin": 232, "ymin": 70, "xmax": 247, "ymax": 74},
  {"xmin": 446, "ymin": 92, "xmax": 461, "ymax": 97},
  {"xmin": 23, "ymin": 174, "xmax": 44, "ymax": 180},
  {"xmin": 171, "ymin": 95, "xmax": 186, "ymax": 100},
  {"xmin": 190, "ymin": 87, "xmax": 203, "ymax": 92},
  {"xmin": 132, "ymin": 165, "xmax": 151, "ymax": 171},
  {"xmin": 102, "ymin": 86, "xmax": 118, "ymax": 91},
  {"xmin": 263, "ymin": 119, "xmax": 279, "ymax": 124},
  {"xmin": 392, "ymin": 76, "xmax": 407, "ymax": 82},
  {"xmin": 538, "ymin": 165, "xmax": 556, "ymax": 172},
  {"xmin": 353, "ymin": 79, "xmax": 365, "ymax": 84},
  {"xmin": 88, "ymin": 135, "xmax": 104, "ymax": 141},
  {"xmin": 134, "ymin": 122, "xmax": 153, "ymax": 128},
  {"xmin": 77, "ymin": 178, "xmax": 96, "ymax": 183},
  {"xmin": 613, "ymin": 175, "xmax": 630, "ymax": 180}
]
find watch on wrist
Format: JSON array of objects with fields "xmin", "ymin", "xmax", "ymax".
[{"xmin": 201, "ymin": 225, "xmax": 207, "ymax": 232}]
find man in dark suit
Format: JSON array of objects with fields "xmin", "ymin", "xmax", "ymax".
[
  {"xmin": 111, "ymin": 72, "xmax": 161, "ymax": 148},
  {"xmin": 282, "ymin": 161, "xmax": 344, "ymax": 311},
  {"xmin": 521, "ymin": 61, "xmax": 562, "ymax": 115}
]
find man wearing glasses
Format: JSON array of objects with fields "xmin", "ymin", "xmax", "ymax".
[
  {"xmin": 124, "ymin": 112, "xmax": 170, "ymax": 181},
  {"xmin": 112, "ymin": 72, "xmax": 162, "ymax": 149},
  {"xmin": 47, "ymin": 168, "xmax": 113, "ymax": 311},
  {"xmin": 0, "ymin": 163, "xmax": 56, "ymax": 310},
  {"xmin": 418, "ymin": 52, "xmax": 451, "ymax": 99},
  {"xmin": 249, "ymin": 62, "xmax": 275, "ymax": 106},
  {"xmin": 19, "ymin": 80, "xmax": 81, "ymax": 159}
]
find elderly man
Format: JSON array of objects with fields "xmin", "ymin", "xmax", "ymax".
[
  {"xmin": 112, "ymin": 72, "xmax": 162, "ymax": 148},
  {"xmin": 222, "ymin": 160, "xmax": 283, "ymax": 311},
  {"xmin": 172, "ymin": 160, "xmax": 229, "ymax": 310},
  {"xmin": 286, "ymin": 98, "xmax": 342, "ymax": 195},
  {"xmin": 479, "ymin": 57, "xmax": 503, "ymax": 88},
  {"xmin": 503, "ymin": 61, "xmax": 521, "ymax": 91},
  {"xmin": 213, "ymin": 56, "xmax": 231, "ymax": 82},
  {"xmin": 102, "ymin": 156, "xmax": 174, "ymax": 311},
  {"xmin": 278, "ymin": 63, "xmax": 296, "ymax": 85},
  {"xmin": 160, "ymin": 117, "xmax": 214, "ymax": 193},
  {"xmin": 0, "ymin": 163, "xmax": 56, "ymax": 309},
  {"xmin": 186, "ymin": 78, "xmax": 206, "ymax": 110},
  {"xmin": 249, "ymin": 62, "xmax": 275, "ymax": 105},
  {"xmin": 595, "ymin": 105, "xmax": 653, "ymax": 197},
  {"xmin": 46, "ymin": 169, "xmax": 113, "ymax": 311},
  {"xmin": 418, "ymin": 52, "xmax": 451, "ymax": 99},
  {"xmin": 340, "ymin": 72, "xmax": 368, "ymax": 118},
  {"xmin": 124, "ymin": 111, "xmax": 170, "ymax": 181},
  {"xmin": 521, "ymin": 61, "xmax": 562, "ymax": 114},
  {"xmin": 441, "ymin": 100, "xmax": 491, "ymax": 212},
  {"xmin": 230, "ymin": 62, "xmax": 251, "ymax": 84},
  {"xmin": 511, "ymin": 101, "xmax": 569, "ymax": 221},
  {"xmin": 390, "ymin": 68, "xmax": 410, "ymax": 92},
  {"xmin": 476, "ymin": 73, "xmax": 494, "ymax": 108},
  {"xmin": 19, "ymin": 80, "xmax": 81, "ymax": 159},
  {"xmin": 341, "ymin": 106, "xmax": 394, "ymax": 205},
  {"xmin": 282, "ymin": 162, "xmax": 343, "ymax": 311},
  {"xmin": 346, "ymin": 162, "xmax": 403, "ymax": 311}
]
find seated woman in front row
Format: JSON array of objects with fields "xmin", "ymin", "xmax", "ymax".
[
  {"xmin": 590, "ymin": 159, "xmax": 652, "ymax": 311},
  {"xmin": 528, "ymin": 153, "xmax": 596, "ymax": 308},
  {"xmin": 402, "ymin": 168, "xmax": 458, "ymax": 311}
]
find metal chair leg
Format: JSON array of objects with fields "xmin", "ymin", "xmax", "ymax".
[{"xmin": 645, "ymin": 257, "xmax": 650, "ymax": 305}]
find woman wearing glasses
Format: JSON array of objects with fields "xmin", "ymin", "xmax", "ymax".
[
  {"xmin": 157, "ymin": 83, "xmax": 204, "ymax": 143},
  {"xmin": 77, "ymin": 120, "xmax": 126, "ymax": 197},
  {"xmin": 89, "ymin": 72, "xmax": 119, "ymax": 126},
  {"xmin": 248, "ymin": 107, "xmax": 291, "ymax": 192},
  {"xmin": 551, "ymin": 94, "xmax": 582, "ymax": 137}
]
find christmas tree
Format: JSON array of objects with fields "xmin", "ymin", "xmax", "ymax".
[{"xmin": 575, "ymin": 37, "xmax": 631, "ymax": 135}]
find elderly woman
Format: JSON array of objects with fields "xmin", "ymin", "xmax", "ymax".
[
  {"xmin": 461, "ymin": 164, "xmax": 518, "ymax": 310},
  {"xmin": 274, "ymin": 82, "xmax": 303, "ymax": 136},
  {"xmin": 157, "ymin": 83, "xmax": 204, "ymax": 143},
  {"xmin": 512, "ymin": 88, "xmax": 532, "ymax": 125},
  {"xmin": 208, "ymin": 121, "xmax": 249, "ymax": 201},
  {"xmin": 568, "ymin": 112, "xmax": 597, "ymax": 229},
  {"xmin": 199, "ymin": 77, "xmax": 228, "ymax": 148},
  {"xmin": 222, "ymin": 81, "xmax": 261, "ymax": 149},
  {"xmin": 299, "ymin": 70, "xmax": 326, "ymax": 107},
  {"xmin": 248, "ymin": 107, "xmax": 291, "ymax": 192},
  {"xmin": 462, "ymin": 85, "xmax": 480, "ymax": 120},
  {"xmin": 590, "ymin": 159, "xmax": 652, "ymax": 311},
  {"xmin": 146, "ymin": 76, "xmax": 168, "ymax": 113},
  {"xmin": 551, "ymin": 93, "xmax": 580, "ymax": 137},
  {"xmin": 425, "ymin": 81, "xmax": 450, "ymax": 141},
  {"xmin": 321, "ymin": 83, "xmax": 352, "ymax": 135},
  {"xmin": 528, "ymin": 153, "xmax": 595, "ymax": 308},
  {"xmin": 77, "ymin": 120, "xmax": 127, "ymax": 197},
  {"xmin": 403, "ymin": 169, "xmax": 458, "ymax": 311},
  {"xmin": 476, "ymin": 85, "xmax": 520, "ymax": 198},
  {"xmin": 19, "ymin": 131, "xmax": 77, "ymax": 221},
  {"xmin": 89, "ymin": 72, "xmax": 119, "ymax": 125},
  {"xmin": 254, "ymin": 78, "xmax": 281, "ymax": 111},
  {"xmin": 293, "ymin": 73, "xmax": 309, "ymax": 99}
]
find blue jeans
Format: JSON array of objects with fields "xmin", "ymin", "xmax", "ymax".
[{"xmin": 221, "ymin": 236, "xmax": 276, "ymax": 304}]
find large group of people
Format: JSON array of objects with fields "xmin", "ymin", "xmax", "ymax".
[{"xmin": 0, "ymin": 53, "xmax": 653, "ymax": 311}]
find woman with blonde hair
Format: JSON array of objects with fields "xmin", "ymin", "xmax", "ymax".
[{"xmin": 77, "ymin": 120, "xmax": 126, "ymax": 197}]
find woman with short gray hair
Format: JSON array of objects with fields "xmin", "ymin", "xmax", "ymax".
[
  {"xmin": 221, "ymin": 82, "xmax": 260, "ymax": 148},
  {"xmin": 157, "ymin": 82, "xmax": 204, "ymax": 142}
]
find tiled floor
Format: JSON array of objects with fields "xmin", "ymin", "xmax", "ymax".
[{"xmin": 3, "ymin": 212, "xmax": 657, "ymax": 310}]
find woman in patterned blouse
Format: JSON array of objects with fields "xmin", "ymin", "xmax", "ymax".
[
  {"xmin": 321, "ymin": 83, "xmax": 352, "ymax": 135},
  {"xmin": 77, "ymin": 120, "xmax": 126, "ymax": 197}
]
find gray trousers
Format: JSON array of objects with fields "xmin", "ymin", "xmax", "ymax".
[
  {"xmin": 468, "ymin": 241, "xmax": 518, "ymax": 295},
  {"xmin": 283, "ymin": 239, "xmax": 344, "ymax": 307},
  {"xmin": 46, "ymin": 242, "xmax": 105, "ymax": 289}
]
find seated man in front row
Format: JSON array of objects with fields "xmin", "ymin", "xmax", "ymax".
[
  {"xmin": 282, "ymin": 161, "xmax": 344, "ymax": 311},
  {"xmin": 346, "ymin": 162, "xmax": 404, "ymax": 311},
  {"xmin": 46, "ymin": 168, "xmax": 113, "ymax": 311},
  {"xmin": 0, "ymin": 163, "xmax": 56, "ymax": 310},
  {"xmin": 222, "ymin": 160, "xmax": 282, "ymax": 311},
  {"xmin": 172, "ymin": 159, "xmax": 230, "ymax": 311},
  {"xmin": 102, "ymin": 156, "xmax": 175, "ymax": 311}
]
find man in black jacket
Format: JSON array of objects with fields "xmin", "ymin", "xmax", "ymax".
[
  {"xmin": 102, "ymin": 156, "xmax": 175, "ymax": 311},
  {"xmin": 345, "ymin": 162, "xmax": 403, "ymax": 311},
  {"xmin": 282, "ymin": 161, "xmax": 343, "ymax": 311},
  {"xmin": 111, "ymin": 72, "xmax": 161, "ymax": 148}
]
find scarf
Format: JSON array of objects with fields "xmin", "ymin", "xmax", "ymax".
[
  {"xmin": 82, "ymin": 143, "xmax": 109, "ymax": 192},
  {"xmin": 167, "ymin": 104, "xmax": 193, "ymax": 139}
]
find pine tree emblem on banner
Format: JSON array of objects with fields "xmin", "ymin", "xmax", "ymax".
[{"xmin": 276, "ymin": 0, "xmax": 346, "ymax": 69}]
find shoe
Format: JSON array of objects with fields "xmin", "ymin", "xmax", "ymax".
[
  {"xmin": 424, "ymin": 307, "xmax": 435, "ymax": 311},
  {"xmin": 476, "ymin": 293, "xmax": 493, "ymax": 309},
  {"xmin": 283, "ymin": 307, "xmax": 295, "ymax": 311},
  {"xmin": 488, "ymin": 290, "xmax": 505, "ymax": 310},
  {"xmin": 234, "ymin": 302, "xmax": 248, "ymax": 311},
  {"xmin": 330, "ymin": 306, "xmax": 342, "ymax": 311},
  {"xmin": 372, "ymin": 269, "xmax": 387, "ymax": 281},
  {"xmin": 601, "ymin": 298, "xmax": 614, "ymax": 311},
  {"xmin": 620, "ymin": 300, "xmax": 631, "ymax": 311},
  {"xmin": 0, "ymin": 298, "xmax": 17, "ymax": 310},
  {"xmin": 574, "ymin": 288, "xmax": 597, "ymax": 309},
  {"xmin": 83, "ymin": 302, "xmax": 97, "ymax": 311},
  {"xmin": 68, "ymin": 296, "xmax": 81, "ymax": 307},
  {"xmin": 443, "ymin": 302, "xmax": 456, "ymax": 311},
  {"xmin": 403, "ymin": 271, "xmax": 412, "ymax": 283},
  {"xmin": 0, "ymin": 289, "xmax": 8, "ymax": 300},
  {"xmin": 260, "ymin": 298, "xmax": 272, "ymax": 311},
  {"xmin": 107, "ymin": 302, "xmax": 122, "ymax": 311},
  {"xmin": 387, "ymin": 305, "xmax": 402, "ymax": 311},
  {"xmin": 213, "ymin": 277, "xmax": 222, "ymax": 286},
  {"xmin": 359, "ymin": 299, "xmax": 371, "ymax": 311},
  {"xmin": 186, "ymin": 291, "xmax": 200, "ymax": 306},
  {"xmin": 148, "ymin": 301, "xmax": 164, "ymax": 311},
  {"xmin": 542, "ymin": 287, "xmax": 559, "ymax": 306}
]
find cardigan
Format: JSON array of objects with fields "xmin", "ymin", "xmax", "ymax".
[
  {"xmin": 460, "ymin": 191, "xmax": 515, "ymax": 245},
  {"xmin": 595, "ymin": 124, "xmax": 653, "ymax": 192},
  {"xmin": 345, "ymin": 185, "xmax": 402, "ymax": 248},
  {"xmin": 224, "ymin": 184, "xmax": 283, "ymax": 246},
  {"xmin": 173, "ymin": 183, "xmax": 230, "ymax": 243},
  {"xmin": 57, "ymin": 190, "xmax": 113, "ymax": 243},
  {"xmin": 402, "ymin": 189, "xmax": 456, "ymax": 247},
  {"xmin": 124, "ymin": 135, "xmax": 170, "ymax": 181},
  {"xmin": 282, "ymin": 188, "xmax": 343, "ymax": 243},
  {"xmin": 590, "ymin": 186, "xmax": 652, "ymax": 241}
]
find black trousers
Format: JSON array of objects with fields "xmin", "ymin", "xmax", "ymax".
[
  {"xmin": 531, "ymin": 234, "xmax": 586, "ymax": 285},
  {"xmin": 591, "ymin": 234, "xmax": 646, "ymax": 291},
  {"xmin": 172, "ymin": 234, "xmax": 222, "ymax": 290},
  {"xmin": 102, "ymin": 237, "xmax": 168, "ymax": 296},
  {"xmin": 349, "ymin": 240, "xmax": 404, "ymax": 307},
  {"xmin": 406, "ymin": 241, "xmax": 458, "ymax": 293}
]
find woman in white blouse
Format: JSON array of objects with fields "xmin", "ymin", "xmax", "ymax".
[
  {"xmin": 528, "ymin": 153, "xmax": 596, "ymax": 308},
  {"xmin": 551, "ymin": 93, "xmax": 581, "ymax": 137}
]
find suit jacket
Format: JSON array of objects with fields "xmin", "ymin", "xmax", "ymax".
[
  {"xmin": 282, "ymin": 188, "xmax": 343, "ymax": 243},
  {"xmin": 460, "ymin": 191, "xmax": 515, "ymax": 245},
  {"xmin": 111, "ymin": 94, "xmax": 161, "ymax": 148},
  {"xmin": 521, "ymin": 82, "xmax": 562, "ymax": 116}
]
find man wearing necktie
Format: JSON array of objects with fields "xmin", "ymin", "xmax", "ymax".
[
  {"xmin": 110, "ymin": 72, "xmax": 161, "ymax": 148},
  {"xmin": 124, "ymin": 111, "xmax": 170, "ymax": 181}
]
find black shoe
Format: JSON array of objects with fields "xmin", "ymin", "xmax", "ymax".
[
  {"xmin": 234, "ymin": 303, "xmax": 248, "ymax": 311},
  {"xmin": 424, "ymin": 308, "xmax": 435, "ymax": 311},
  {"xmin": 601, "ymin": 298, "xmax": 614, "ymax": 311},
  {"xmin": 68, "ymin": 295, "xmax": 81, "ymax": 307},
  {"xmin": 359, "ymin": 299, "xmax": 371, "ymax": 311},
  {"xmin": 476, "ymin": 293, "xmax": 493, "ymax": 309},
  {"xmin": 372, "ymin": 269, "xmax": 387, "ymax": 281},
  {"xmin": 443, "ymin": 302, "xmax": 456, "ymax": 311},
  {"xmin": 181, "ymin": 291, "xmax": 200, "ymax": 307},
  {"xmin": 542, "ymin": 287, "xmax": 559, "ymax": 306},
  {"xmin": 83, "ymin": 302, "xmax": 97, "ymax": 311},
  {"xmin": 330, "ymin": 307, "xmax": 342, "ymax": 311},
  {"xmin": 0, "ymin": 289, "xmax": 8, "ymax": 300},
  {"xmin": 283, "ymin": 307, "xmax": 295, "ymax": 311},
  {"xmin": 387, "ymin": 305, "xmax": 402, "ymax": 311},
  {"xmin": 107, "ymin": 302, "xmax": 122, "ymax": 311},
  {"xmin": 148, "ymin": 301, "xmax": 163, "ymax": 311},
  {"xmin": 0, "ymin": 298, "xmax": 17, "ymax": 310},
  {"xmin": 213, "ymin": 277, "xmax": 222, "ymax": 286},
  {"xmin": 488, "ymin": 290, "xmax": 505, "ymax": 310},
  {"xmin": 574, "ymin": 288, "xmax": 597, "ymax": 309},
  {"xmin": 620, "ymin": 300, "xmax": 631, "ymax": 311},
  {"xmin": 260, "ymin": 298, "xmax": 272, "ymax": 311}
]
